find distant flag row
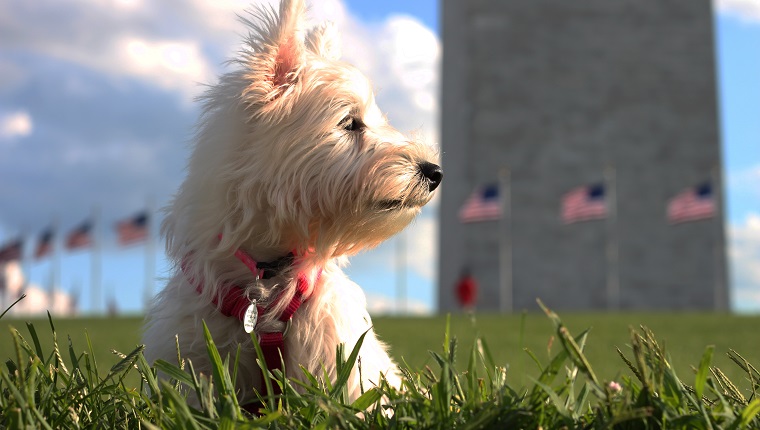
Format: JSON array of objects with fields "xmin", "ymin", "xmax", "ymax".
[
  {"xmin": 0, "ymin": 211, "xmax": 149, "ymax": 264},
  {"xmin": 459, "ymin": 181, "xmax": 716, "ymax": 224},
  {"xmin": 32, "ymin": 221, "xmax": 92, "ymax": 260}
]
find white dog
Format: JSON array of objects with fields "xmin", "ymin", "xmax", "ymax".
[{"xmin": 143, "ymin": 0, "xmax": 442, "ymax": 407}]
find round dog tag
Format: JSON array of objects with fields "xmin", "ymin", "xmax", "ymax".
[{"xmin": 243, "ymin": 302, "xmax": 258, "ymax": 333}]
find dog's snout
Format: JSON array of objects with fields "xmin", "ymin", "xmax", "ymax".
[{"xmin": 418, "ymin": 162, "xmax": 443, "ymax": 192}]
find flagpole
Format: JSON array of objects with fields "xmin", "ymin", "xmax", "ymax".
[
  {"xmin": 499, "ymin": 167, "xmax": 512, "ymax": 313},
  {"xmin": 711, "ymin": 166, "xmax": 726, "ymax": 311},
  {"xmin": 396, "ymin": 229, "xmax": 407, "ymax": 315},
  {"xmin": 51, "ymin": 218, "xmax": 60, "ymax": 314},
  {"xmin": 604, "ymin": 165, "xmax": 620, "ymax": 309},
  {"xmin": 92, "ymin": 206, "xmax": 102, "ymax": 315},
  {"xmin": 21, "ymin": 227, "xmax": 29, "ymax": 306},
  {"xmin": 0, "ymin": 228, "xmax": 5, "ymax": 310}
]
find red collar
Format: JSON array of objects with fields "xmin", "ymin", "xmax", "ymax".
[{"xmin": 182, "ymin": 246, "xmax": 321, "ymax": 400}]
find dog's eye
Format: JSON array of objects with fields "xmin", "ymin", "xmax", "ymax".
[{"xmin": 340, "ymin": 115, "xmax": 365, "ymax": 132}]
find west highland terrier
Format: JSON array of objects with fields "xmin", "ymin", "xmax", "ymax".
[{"xmin": 143, "ymin": 0, "xmax": 442, "ymax": 407}]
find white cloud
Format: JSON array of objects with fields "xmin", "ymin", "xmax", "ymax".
[
  {"xmin": 0, "ymin": 111, "xmax": 32, "ymax": 140},
  {"xmin": 308, "ymin": 0, "xmax": 348, "ymax": 26},
  {"xmin": 0, "ymin": 0, "xmax": 221, "ymax": 100},
  {"xmin": 338, "ymin": 13, "xmax": 440, "ymax": 146},
  {"xmin": 715, "ymin": 0, "xmax": 760, "ymax": 22},
  {"xmin": 72, "ymin": 36, "xmax": 216, "ymax": 101},
  {"xmin": 1, "ymin": 0, "xmax": 442, "ymax": 115},
  {"xmin": 729, "ymin": 213, "xmax": 760, "ymax": 309},
  {"xmin": 1, "ymin": 261, "xmax": 75, "ymax": 316},
  {"xmin": 405, "ymin": 213, "xmax": 438, "ymax": 280},
  {"xmin": 365, "ymin": 292, "xmax": 432, "ymax": 315},
  {"xmin": 733, "ymin": 289, "xmax": 760, "ymax": 312},
  {"xmin": 112, "ymin": 0, "xmax": 143, "ymax": 11},
  {"xmin": 188, "ymin": 0, "xmax": 276, "ymax": 36},
  {"xmin": 0, "ymin": 0, "xmax": 443, "ymax": 310},
  {"xmin": 117, "ymin": 37, "xmax": 212, "ymax": 93},
  {"xmin": 381, "ymin": 16, "xmax": 439, "ymax": 110}
]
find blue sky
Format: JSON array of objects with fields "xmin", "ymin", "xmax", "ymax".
[
  {"xmin": 716, "ymin": 13, "xmax": 760, "ymax": 225},
  {"xmin": 0, "ymin": 0, "xmax": 758, "ymax": 314}
]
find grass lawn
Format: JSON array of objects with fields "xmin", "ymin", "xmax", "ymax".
[
  {"xmin": 0, "ymin": 315, "xmax": 146, "ymax": 385},
  {"xmin": 373, "ymin": 312, "xmax": 760, "ymax": 387},
  {"xmin": 2, "ymin": 311, "xmax": 759, "ymax": 389}
]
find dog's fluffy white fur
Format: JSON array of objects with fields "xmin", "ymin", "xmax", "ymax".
[{"xmin": 143, "ymin": 0, "xmax": 441, "ymax": 405}]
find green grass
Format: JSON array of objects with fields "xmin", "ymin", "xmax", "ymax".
[
  {"xmin": 375, "ymin": 312, "xmax": 760, "ymax": 386},
  {"xmin": 0, "ymin": 315, "xmax": 143, "ymax": 366},
  {"xmin": 3, "ymin": 301, "xmax": 760, "ymax": 428},
  {"xmin": 3, "ymin": 311, "xmax": 758, "ymax": 385}
]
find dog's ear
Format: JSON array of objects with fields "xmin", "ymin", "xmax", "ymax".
[
  {"xmin": 305, "ymin": 22, "xmax": 341, "ymax": 61},
  {"xmin": 269, "ymin": 0, "xmax": 306, "ymax": 93},
  {"xmin": 242, "ymin": 0, "xmax": 308, "ymax": 107}
]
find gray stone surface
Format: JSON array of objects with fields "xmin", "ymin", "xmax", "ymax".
[{"xmin": 438, "ymin": 0, "xmax": 728, "ymax": 312}]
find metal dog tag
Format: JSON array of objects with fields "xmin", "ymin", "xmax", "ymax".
[{"xmin": 243, "ymin": 300, "xmax": 258, "ymax": 333}]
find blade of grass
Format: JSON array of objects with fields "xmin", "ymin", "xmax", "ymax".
[
  {"xmin": 537, "ymin": 299, "xmax": 599, "ymax": 386},
  {"xmin": 0, "ymin": 294, "xmax": 26, "ymax": 319},
  {"xmin": 201, "ymin": 320, "xmax": 239, "ymax": 416},
  {"xmin": 249, "ymin": 329, "xmax": 275, "ymax": 411},
  {"xmin": 443, "ymin": 314, "xmax": 451, "ymax": 357},
  {"xmin": 84, "ymin": 332, "xmax": 100, "ymax": 386},
  {"xmin": 529, "ymin": 376, "xmax": 570, "ymax": 418},
  {"xmin": 477, "ymin": 336, "xmax": 497, "ymax": 381},
  {"xmin": 694, "ymin": 345, "xmax": 714, "ymax": 399},
  {"xmin": 154, "ymin": 359, "xmax": 195, "ymax": 387},
  {"xmin": 25, "ymin": 322, "xmax": 44, "ymax": 359},
  {"xmin": 737, "ymin": 398, "xmax": 760, "ymax": 428},
  {"xmin": 350, "ymin": 387, "xmax": 382, "ymax": 411},
  {"xmin": 711, "ymin": 366, "xmax": 746, "ymax": 404},
  {"xmin": 330, "ymin": 329, "xmax": 368, "ymax": 400},
  {"xmin": 160, "ymin": 380, "xmax": 202, "ymax": 430}
]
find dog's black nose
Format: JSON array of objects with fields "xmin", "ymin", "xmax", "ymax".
[{"xmin": 418, "ymin": 161, "xmax": 443, "ymax": 192}]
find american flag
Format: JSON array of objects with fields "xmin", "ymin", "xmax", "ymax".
[
  {"xmin": 66, "ymin": 221, "xmax": 92, "ymax": 250},
  {"xmin": 667, "ymin": 182, "xmax": 715, "ymax": 224},
  {"xmin": 561, "ymin": 183, "xmax": 607, "ymax": 224},
  {"xmin": 116, "ymin": 212, "xmax": 149, "ymax": 245},
  {"xmin": 0, "ymin": 239, "xmax": 23, "ymax": 264},
  {"xmin": 458, "ymin": 183, "xmax": 502, "ymax": 223},
  {"xmin": 34, "ymin": 228, "xmax": 54, "ymax": 259}
]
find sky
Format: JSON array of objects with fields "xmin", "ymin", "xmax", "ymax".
[{"xmin": 0, "ymin": 0, "xmax": 758, "ymax": 315}]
